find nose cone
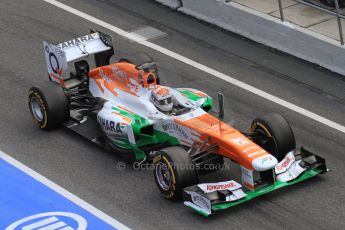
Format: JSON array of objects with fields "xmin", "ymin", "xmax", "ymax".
[{"xmin": 252, "ymin": 154, "xmax": 278, "ymax": 171}]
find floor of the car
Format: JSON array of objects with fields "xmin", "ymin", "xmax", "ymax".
[{"xmin": 64, "ymin": 115, "xmax": 104, "ymax": 145}]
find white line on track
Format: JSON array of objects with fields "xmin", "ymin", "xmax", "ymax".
[
  {"xmin": 0, "ymin": 151, "xmax": 131, "ymax": 230},
  {"xmin": 44, "ymin": 0, "xmax": 345, "ymax": 134}
]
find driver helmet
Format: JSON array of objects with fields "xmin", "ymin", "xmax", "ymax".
[{"xmin": 150, "ymin": 86, "xmax": 173, "ymax": 112}]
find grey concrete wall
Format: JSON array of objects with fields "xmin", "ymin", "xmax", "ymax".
[
  {"xmin": 154, "ymin": 0, "xmax": 182, "ymax": 9},
  {"xmin": 157, "ymin": 0, "xmax": 345, "ymax": 75}
]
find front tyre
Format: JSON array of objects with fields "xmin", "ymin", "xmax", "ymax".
[
  {"xmin": 251, "ymin": 113, "xmax": 296, "ymax": 161},
  {"xmin": 153, "ymin": 146, "xmax": 198, "ymax": 200},
  {"xmin": 28, "ymin": 81, "xmax": 69, "ymax": 130}
]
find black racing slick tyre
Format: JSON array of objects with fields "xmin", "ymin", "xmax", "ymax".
[
  {"xmin": 153, "ymin": 146, "xmax": 198, "ymax": 200},
  {"xmin": 28, "ymin": 81, "xmax": 69, "ymax": 130},
  {"xmin": 251, "ymin": 113, "xmax": 296, "ymax": 161}
]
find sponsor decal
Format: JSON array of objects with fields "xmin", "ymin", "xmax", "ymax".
[
  {"xmin": 192, "ymin": 194, "xmax": 211, "ymax": 211},
  {"xmin": 206, "ymin": 182, "xmax": 236, "ymax": 192},
  {"xmin": 231, "ymin": 137, "xmax": 250, "ymax": 146},
  {"xmin": 275, "ymin": 151, "xmax": 295, "ymax": 174},
  {"xmin": 276, "ymin": 160, "xmax": 306, "ymax": 182},
  {"xmin": 242, "ymin": 167, "xmax": 251, "ymax": 177},
  {"xmin": 187, "ymin": 192, "xmax": 211, "ymax": 214},
  {"xmin": 97, "ymin": 116, "xmax": 123, "ymax": 134},
  {"xmin": 247, "ymin": 149, "xmax": 266, "ymax": 158},
  {"xmin": 241, "ymin": 166, "xmax": 255, "ymax": 191},
  {"xmin": 243, "ymin": 145, "xmax": 260, "ymax": 153},
  {"xmin": 127, "ymin": 78, "xmax": 140, "ymax": 94},
  {"xmin": 277, "ymin": 157, "xmax": 291, "ymax": 169},
  {"xmin": 112, "ymin": 66, "xmax": 128, "ymax": 82},
  {"xmin": 57, "ymin": 34, "xmax": 96, "ymax": 50},
  {"xmin": 99, "ymin": 69, "xmax": 113, "ymax": 84},
  {"xmin": 198, "ymin": 180, "xmax": 242, "ymax": 193},
  {"xmin": 162, "ymin": 123, "xmax": 188, "ymax": 139},
  {"xmin": 252, "ymin": 154, "xmax": 278, "ymax": 171},
  {"xmin": 44, "ymin": 42, "xmax": 67, "ymax": 84},
  {"xmin": 119, "ymin": 122, "xmax": 127, "ymax": 129},
  {"xmin": 0, "ymin": 158, "xmax": 127, "ymax": 229},
  {"xmin": 48, "ymin": 52, "xmax": 61, "ymax": 75},
  {"xmin": 48, "ymin": 53, "xmax": 63, "ymax": 81},
  {"xmin": 6, "ymin": 212, "xmax": 87, "ymax": 230},
  {"xmin": 261, "ymin": 156, "xmax": 273, "ymax": 165}
]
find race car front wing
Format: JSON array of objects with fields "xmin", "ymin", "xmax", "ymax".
[{"xmin": 183, "ymin": 147, "xmax": 327, "ymax": 216}]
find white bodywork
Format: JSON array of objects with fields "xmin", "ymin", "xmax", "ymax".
[
  {"xmin": 275, "ymin": 151, "xmax": 306, "ymax": 182},
  {"xmin": 89, "ymin": 72, "xmax": 205, "ymax": 146},
  {"xmin": 56, "ymin": 32, "xmax": 111, "ymax": 62}
]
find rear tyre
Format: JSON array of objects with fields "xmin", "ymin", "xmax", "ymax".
[
  {"xmin": 28, "ymin": 81, "xmax": 69, "ymax": 130},
  {"xmin": 153, "ymin": 146, "xmax": 198, "ymax": 200},
  {"xmin": 251, "ymin": 113, "xmax": 296, "ymax": 161}
]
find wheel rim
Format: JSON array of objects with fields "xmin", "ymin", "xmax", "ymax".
[
  {"xmin": 254, "ymin": 129, "xmax": 278, "ymax": 155},
  {"xmin": 30, "ymin": 97, "xmax": 44, "ymax": 122},
  {"xmin": 155, "ymin": 161, "xmax": 171, "ymax": 191}
]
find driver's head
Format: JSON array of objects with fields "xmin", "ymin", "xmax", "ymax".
[{"xmin": 150, "ymin": 86, "xmax": 173, "ymax": 113}]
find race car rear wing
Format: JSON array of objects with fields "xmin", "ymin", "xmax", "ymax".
[
  {"xmin": 43, "ymin": 30, "xmax": 114, "ymax": 85},
  {"xmin": 55, "ymin": 30, "xmax": 113, "ymax": 62}
]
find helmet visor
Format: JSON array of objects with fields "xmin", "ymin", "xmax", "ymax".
[{"xmin": 158, "ymin": 97, "xmax": 172, "ymax": 105}]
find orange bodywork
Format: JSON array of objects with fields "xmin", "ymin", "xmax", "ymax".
[
  {"xmin": 88, "ymin": 62, "xmax": 157, "ymax": 97},
  {"xmin": 175, "ymin": 114, "xmax": 268, "ymax": 170}
]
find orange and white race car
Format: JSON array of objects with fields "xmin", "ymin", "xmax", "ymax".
[{"xmin": 28, "ymin": 31, "xmax": 327, "ymax": 216}]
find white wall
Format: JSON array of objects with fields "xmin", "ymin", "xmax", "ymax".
[
  {"xmin": 157, "ymin": 0, "xmax": 345, "ymax": 75},
  {"xmin": 154, "ymin": 0, "xmax": 182, "ymax": 9}
]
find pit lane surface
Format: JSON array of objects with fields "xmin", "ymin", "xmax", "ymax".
[{"xmin": 0, "ymin": 0, "xmax": 344, "ymax": 229}]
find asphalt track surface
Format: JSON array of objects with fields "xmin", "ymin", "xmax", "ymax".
[{"xmin": 0, "ymin": 0, "xmax": 344, "ymax": 229}]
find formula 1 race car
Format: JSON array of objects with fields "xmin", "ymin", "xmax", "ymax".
[{"xmin": 28, "ymin": 30, "xmax": 327, "ymax": 216}]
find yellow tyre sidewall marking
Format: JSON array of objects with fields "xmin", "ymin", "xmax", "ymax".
[
  {"xmin": 29, "ymin": 90, "xmax": 48, "ymax": 129},
  {"xmin": 162, "ymin": 155, "xmax": 176, "ymax": 199},
  {"xmin": 252, "ymin": 122, "xmax": 272, "ymax": 137}
]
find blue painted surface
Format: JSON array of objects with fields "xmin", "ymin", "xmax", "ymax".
[{"xmin": 0, "ymin": 159, "xmax": 117, "ymax": 229}]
